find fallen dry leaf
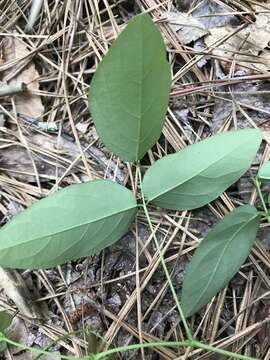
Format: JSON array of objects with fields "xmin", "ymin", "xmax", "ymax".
[
  {"xmin": 205, "ymin": 8, "xmax": 270, "ymax": 73},
  {"xmin": 165, "ymin": 11, "xmax": 208, "ymax": 44},
  {"xmin": 0, "ymin": 133, "xmax": 79, "ymax": 183},
  {"xmin": 8, "ymin": 317, "xmax": 33, "ymax": 353},
  {"xmin": 2, "ymin": 36, "xmax": 44, "ymax": 119},
  {"xmin": 212, "ymin": 82, "xmax": 270, "ymax": 131},
  {"xmin": 0, "ymin": 143, "xmax": 59, "ymax": 182},
  {"xmin": 6, "ymin": 317, "xmax": 61, "ymax": 359},
  {"xmin": 0, "ymin": 268, "xmax": 41, "ymax": 318},
  {"xmin": 191, "ymin": 0, "xmax": 239, "ymax": 29}
]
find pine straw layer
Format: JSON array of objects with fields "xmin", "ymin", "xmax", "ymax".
[{"xmin": 0, "ymin": 0, "xmax": 270, "ymax": 359}]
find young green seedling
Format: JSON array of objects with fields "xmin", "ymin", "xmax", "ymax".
[{"xmin": 0, "ymin": 13, "xmax": 266, "ymax": 360}]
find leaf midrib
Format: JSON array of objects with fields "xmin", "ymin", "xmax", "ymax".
[
  {"xmin": 148, "ymin": 136, "xmax": 253, "ymax": 202},
  {"xmin": 187, "ymin": 213, "xmax": 258, "ymax": 315},
  {"xmin": 2, "ymin": 204, "xmax": 137, "ymax": 249},
  {"xmin": 5, "ymin": 210, "xmax": 130, "ymax": 268},
  {"xmin": 135, "ymin": 16, "xmax": 144, "ymax": 160}
]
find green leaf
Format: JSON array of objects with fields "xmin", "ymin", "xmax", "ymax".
[
  {"xmin": 0, "ymin": 311, "xmax": 12, "ymax": 333},
  {"xmin": 0, "ymin": 180, "xmax": 137, "ymax": 269},
  {"xmin": 258, "ymin": 160, "xmax": 270, "ymax": 180},
  {"xmin": 89, "ymin": 14, "xmax": 171, "ymax": 162},
  {"xmin": 143, "ymin": 129, "xmax": 262, "ymax": 210},
  {"xmin": 181, "ymin": 205, "xmax": 260, "ymax": 317},
  {"xmin": 0, "ymin": 311, "xmax": 12, "ymax": 352}
]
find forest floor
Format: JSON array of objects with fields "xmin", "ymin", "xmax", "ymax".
[{"xmin": 0, "ymin": 0, "xmax": 270, "ymax": 359}]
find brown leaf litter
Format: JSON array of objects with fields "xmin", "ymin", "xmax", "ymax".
[
  {"xmin": 2, "ymin": 36, "xmax": 44, "ymax": 119},
  {"xmin": 204, "ymin": 6, "xmax": 270, "ymax": 74}
]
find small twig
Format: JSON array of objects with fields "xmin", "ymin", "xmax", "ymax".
[
  {"xmin": 0, "ymin": 82, "xmax": 26, "ymax": 97},
  {"xmin": 25, "ymin": 0, "xmax": 44, "ymax": 32}
]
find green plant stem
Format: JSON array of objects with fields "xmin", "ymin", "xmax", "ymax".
[
  {"xmin": 0, "ymin": 332, "xmax": 259, "ymax": 360},
  {"xmin": 95, "ymin": 339, "xmax": 259, "ymax": 360},
  {"xmin": 0, "ymin": 334, "xmax": 73, "ymax": 360},
  {"xmin": 192, "ymin": 341, "xmax": 258, "ymax": 360},
  {"xmin": 95, "ymin": 340, "xmax": 191, "ymax": 359},
  {"xmin": 254, "ymin": 176, "xmax": 268, "ymax": 215},
  {"xmin": 137, "ymin": 165, "xmax": 193, "ymax": 341}
]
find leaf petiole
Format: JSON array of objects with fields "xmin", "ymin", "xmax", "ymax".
[{"xmin": 253, "ymin": 176, "xmax": 268, "ymax": 215}]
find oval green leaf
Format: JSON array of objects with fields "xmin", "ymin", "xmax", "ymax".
[
  {"xmin": 143, "ymin": 129, "xmax": 262, "ymax": 210},
  {"xmin": 181, "ymin": 205, "xmax": 260, "ymax": 317},
  {"xmin": 0, "ymin": 180, "xmax": 137, "ymax": 269},
  {"xmin": 258, "ymin": 160, "xmax": 270, "ymax": 180},
  {"xmin": 89, "ymin": 13, "xmax": 171, "ymax": 162}
]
